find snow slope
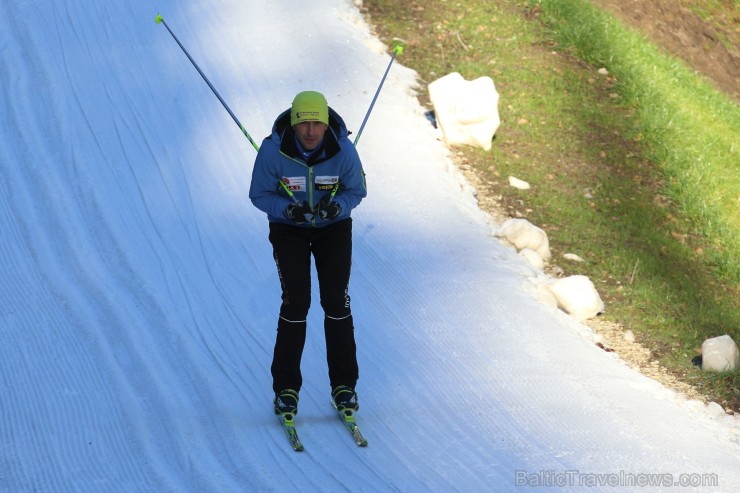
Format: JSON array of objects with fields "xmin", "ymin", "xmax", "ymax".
[{"xmin": 1, "ymin": 1, "xmax": 738, "ymax": 491}]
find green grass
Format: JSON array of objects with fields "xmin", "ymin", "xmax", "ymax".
[
  {"xmin": 362, "ymin": 0, "xmax": 739, "ymax": 408},
  {"xmin": 531, "ymin": 0, "xmax": 740, "ymax": 280}
]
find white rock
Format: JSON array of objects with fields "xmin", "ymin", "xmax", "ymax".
[
  {"xmin": 428, "ymin": 72, "xmax": 500, "ymax": 151},
  {"xmin": 598, "ymin": 67, "xmax": 609, "ymax": 75},
  {"xmin": 563, "ymin": 253, "xmax": 586, "ymax": 263},
  {"xmin": 508, "ymin": 176, "xmax": 531, "ymax": 190},
  {"xmin": 623, "ymin": 330, "xmax": 636, "ymax": 343},
  {"xmin": 494, "ymin": 218, "xmax": 551, "ymax": 260},
  {"xmin": 701, "ymin": 334, "xmax": 740, "ymax": 372},
  {"xmin": 519, "ymin": 248, "xmax": 545, "ymax": 271},
  {"xmin": 544, "ymin": 275, "xmax": 605, "ymax": 320}
]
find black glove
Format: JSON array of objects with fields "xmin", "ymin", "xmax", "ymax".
[
  {"xmin": 284, "ymin": 201, "xmax": 313, "ymax": 224},
  {"xmin": 315, "ymin": 194, "xmax": 341, "ymax": 220}
]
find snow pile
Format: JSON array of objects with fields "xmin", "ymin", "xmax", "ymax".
[
  {"xmin": 493, "ymin": 219, "xmax": 604, "ymax": 319},
  {"xmin": 701, "ymin": 335, "xmax": 740, "ymax": 371},
  {"xmin": 519, "ymin": 248, "xmax": 546, "ymax": 271},
  {"xmin": 428, "ymin": 72, "xmax": 500, "ymax": 151},
  {"xmin": 495, "ymin": 218, "xmax": 551, "ymax": 261},
  {"xmin": 541, "ymin": 275, "xmax": 605, "ymax": 320}
]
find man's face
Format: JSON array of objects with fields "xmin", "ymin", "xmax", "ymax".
[{"xmin": 294, "ymin": 121, "xmax": 327, "ymax": 150}]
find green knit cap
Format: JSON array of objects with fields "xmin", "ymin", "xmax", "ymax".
[{"xmin": 290, "ymin": 91, "xmax": 329, "ymax": 126}]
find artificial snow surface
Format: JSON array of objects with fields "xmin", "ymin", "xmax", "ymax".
[{"xmin": 1, "ymin": 1, "xmax": 738, "ymax": 492}]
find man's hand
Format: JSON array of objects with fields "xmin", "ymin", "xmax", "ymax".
[
  {"xmin": 284, "ymin": 201, "xmax": 314, "ymax": 223},
  {"xmin": 315, "ymin": 194, "xmax": 341, "ymax": 220}
]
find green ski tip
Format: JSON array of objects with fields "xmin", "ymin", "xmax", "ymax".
[
  {"xmin": 155, "ymin": 14, "xmax": 164, "ymax": 24},
  {"xmin": 391, "ymin": 39, "xmax": 405, "ymax": 56}
]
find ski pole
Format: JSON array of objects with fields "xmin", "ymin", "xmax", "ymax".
[
  {"xmin": 279, "ymin": 180, "xmax": 300, "ymax": 204},
  {"xmin": 353, "ymin": 41, "xmax": 404, "ymax": 146},
  {"xmin": 155, "ymin": 14, "xmax": 260, "ymax": 152},
  {"xmin": 280, "ymin": 180, "xmax": 315, "ymax": 222}
]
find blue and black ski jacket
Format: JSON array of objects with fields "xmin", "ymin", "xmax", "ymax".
[{"xmin": 249, "ymin": 107, "xmax": 367, "ymax": 227}]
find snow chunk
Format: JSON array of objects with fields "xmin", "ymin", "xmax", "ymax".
[
  {"xmin": 704, "ymin": 401, "xmax": 727, "ymax": 418},
  {"xmin": 563, "ymin": 253, "xmax": 586, "ymax": 263},
  {"xmin": 531, "ymin": 278, "xmax": 558, "ymax": 308},
  {"xmin": 508, "ymin": 176, "xmax": 531, "ymax": 190},
  {"xmin": 519, "ymin": 248, "xmax": 545, "ymax": 271},
  {"xmin": 428, "ymin": 72, "xmax": 500, "ymax": 151},
  {"xmin": 544, "ymin": 275, "xmax": 605, "ymax": 320},
  {"xmin": 701, "ymin": 335, "xmax": 740, "ymax": 372},
  {"xmin": 495, "ymin": 218, "xmax": 551, "ymax": 260}
]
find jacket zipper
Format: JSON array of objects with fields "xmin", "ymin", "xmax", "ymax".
[{"xmin": 280, "ymin": 151, "xmax": 317, "ymax": 226}]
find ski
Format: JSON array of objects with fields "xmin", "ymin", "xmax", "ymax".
[
  {"xmin": 332, "ymin": 403, "xmax": 368, "ymax": 447},
  {"xmin": 277, "ymin": 414, "xmax": 304, "ymax": 452}
]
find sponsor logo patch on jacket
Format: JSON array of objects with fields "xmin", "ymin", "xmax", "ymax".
[
  {"xmin": 315, "ymin": 175, "xmax": 339, "ymax": 191},
  {"xmin": 282, "ymin": 176, "xmax": 306, "ymax": 192}
]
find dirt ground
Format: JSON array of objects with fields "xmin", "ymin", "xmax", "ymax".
[{"xmin": 588, "ymin": 0, "xmax": 739, "ymax": 100}]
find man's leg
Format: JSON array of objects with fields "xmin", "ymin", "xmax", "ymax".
[
  {"xmin": 313, "ymin": 219, "xmax": 359, "ymax": 389},
  {"xmin": 269, "ymin": 224, "xmax": 312, "ymax": 394}
]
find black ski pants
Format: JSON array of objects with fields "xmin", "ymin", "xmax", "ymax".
[{"xmin": 268, "ymin": 218, "xmax": 359, "ymax": 394}]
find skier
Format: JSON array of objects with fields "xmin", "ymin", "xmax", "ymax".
[{"xmin": 249, "ymin": 91, "xmax": 367, "ymax": 419}]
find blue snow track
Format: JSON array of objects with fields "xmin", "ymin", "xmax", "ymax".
[{"xmin": 0, "ymin": 1, "xmax": 738, "ymax": 492}]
